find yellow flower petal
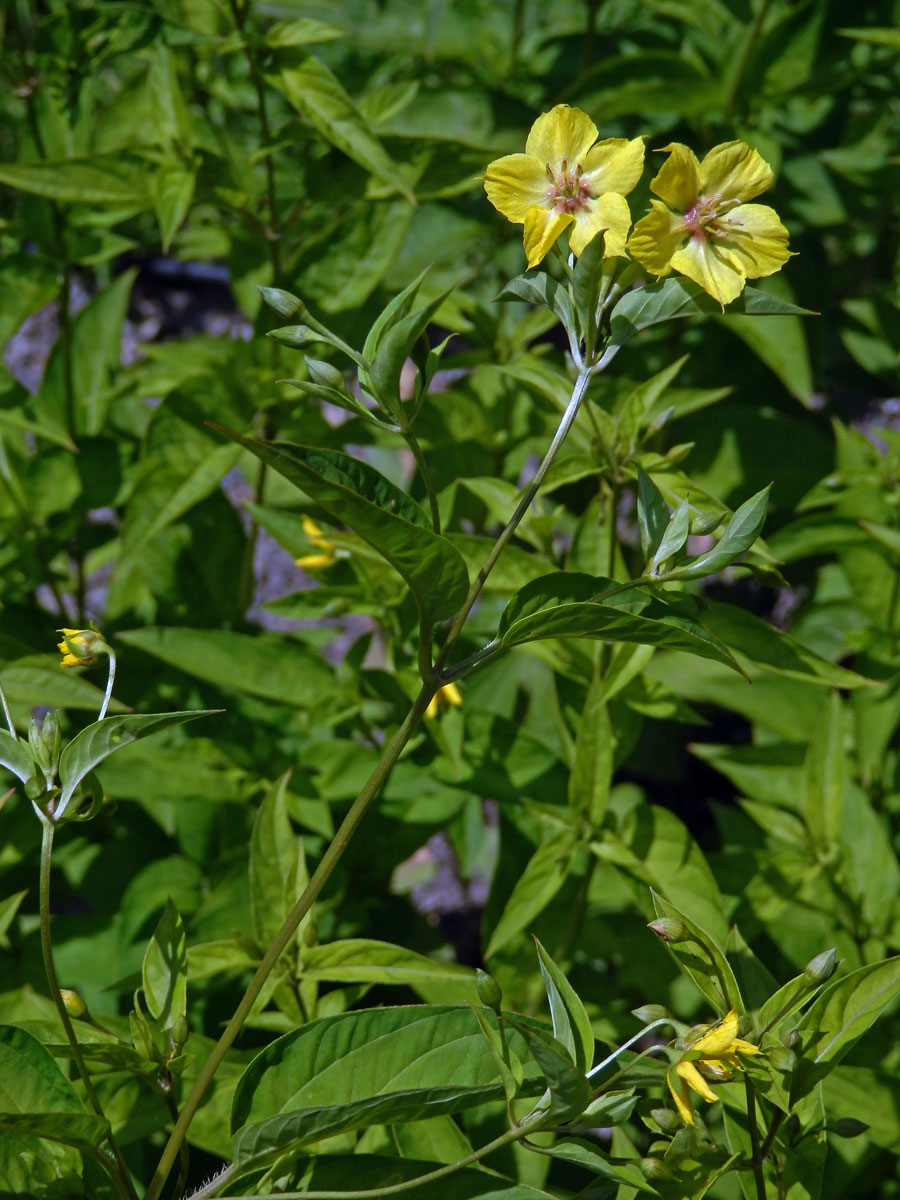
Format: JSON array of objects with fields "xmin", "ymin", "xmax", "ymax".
[
  {"xmin": 650, "ymin": 143, "xmax": 701, "ymax": 211},
  {"xmin": 692, "ymin": 1010, "xmax": 740, "ymax": 1055},
  {"xmin": 568, "ymin": 192, "xmax": 631, "ymax": 257},
  {"xmin": 670, "ymin": 237, "xmax": 746, "ymax": 307},
  {"xmin": 484, "ymin": 153, "xmax": 551, "ymax": 223},
  {"xmin": 441, "ymin": 682, "xmax": 463, "ymax": 707},
  {"xmin": 59, "ymin": 652, "xmax": 80, "ymax": 669},
  {"xmin": 699, "ymin": 141, "xmax": 774, "ymax": 203},
  {"xmin": 731, "ymin": 1037, "xmax": 762, "ymax": 1057},
  {"xmin": 525, "ymin": 105, "xmax": 598, "ymax": 167},
  {"xmin": 677, "ymin": 1059, "xmax": 720, "ymax": 1104},
  {"xmin": 719, "ymin": 203, "xmax": 791, "ymax": 280},
  {"xmin": 582, "ymin": 136, "xmax": 646, "ymax": 198},
  {"xmin": 295, "ymin": 553, "xmax": 335, "ymax": 570},
  {"xmin": 626, "ymin": 200, "xmax": 684, "ymax": 274},
  {"xmin": 523, "ymin": 206, "xmax": 572, "ymax": 268},
  {"xmin": 667, "ymin": 1069, "xmax": 695, "ymax": 1125}
]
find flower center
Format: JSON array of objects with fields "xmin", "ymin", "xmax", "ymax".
[
  {"xmin": 682, "ymin": 193, "xmax": 742, "ymax": 242},
  {"xmin": 545, "ymin": 158, "xmax": 592, "ymax": 215}
]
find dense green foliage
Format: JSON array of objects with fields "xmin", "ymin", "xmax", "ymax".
[{"xmin": 1, "ymin": 2, "xmax": 899, "ymax": 1198}]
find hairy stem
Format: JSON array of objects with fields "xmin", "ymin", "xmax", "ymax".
[
  {"xmin": 145, "ymin": 683, "xmax": 438, "ymax": 1200},
  {"xmin": 40, "ymin": 819, "xmax": 136, "ymax": 1200}
]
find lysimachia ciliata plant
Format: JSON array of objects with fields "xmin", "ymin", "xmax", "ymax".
[{"xmin": 1, "ymin": 100, "xmax": 897, "ymax": 1200}]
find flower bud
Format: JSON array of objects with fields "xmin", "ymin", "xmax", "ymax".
[
  {"xmin": 829, "ymin": 1117, "xmax": 869, "ymax": 1138},
  {"xmin": 767, "ymin": 1044, "xmax": 796, "ymax": 1072},
  {"xmin": 57, "ymin": 628, "xmax": 107, "ymax": 669},
  {"xmin": 650, "ymin": 1106, "xmax": 682, "ymax": 1133},
  {"xmin": 476, "ymin": 969, "xmax": 503, "ymax": 1012},
  {"xmin": 60, "ymin": 989, "xmax": 87, "ymax": 1019},
  {"xmin": 804, "ymin": 948, "xmax": 837, "ymax": 985},
  {"xmin": 632, "ymin": 1003, "xmax": 671, "ymax": 1024},
  {"xmin": 258, "ymin": 286, "xmax": 308, "ymax": 321},
  {"xmin": 640, "ymin": 1157, "xmax": 674, "ymax": 1182},
  {"xmin": 648, "ymin": 918, "xmax": 690, "ymax": 943},
  {"xmin": 306, "ymin": 359, "xmax": 346, "ymax": 390}
]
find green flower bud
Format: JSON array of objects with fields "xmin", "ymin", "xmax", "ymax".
[
  {"xmin": 804, "ymin": 948, "xmax": 837, "ymax": 985},
  {"xmin": 648, "ymin": 917, "xmax": 689, "ymax": 943},
  {"xmin": 632, "ymin": 1003, "xmax": 671, "ymax": 1024},
  {"xmin": 306, "ymin": 359, "xmax": 346, "ymax": 391},
  {"xmin": 768, "ymin": 1044, "xmax": 796, "ymax": 1072},
  {"xmin": 60, "ymin": 989, "xmax": 87, "ymax": 1018},
  {"xmin": 258, "ymin": 286, "xmax": 309, "ymax": 321},
  {"xmin": 641, "ymin": 1157, "xmax": 674, "ymax": 1181},
  {"xmin": 650, "ymin": 1106, "xmax": 682, "ymax": 1133},
  {"xmin": 476, "ymin": 969, "xmax": 503, "ymax": 1012},
  {"xmin": 829, "ymin": 1117, "xmax": 869, "ymax": 1138},
  {"xmin": 25, "ymin": 774, "xmax": 48, "ymax": 802}
]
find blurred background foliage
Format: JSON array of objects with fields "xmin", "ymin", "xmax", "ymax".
[{"xmin": 0, "ymin": 0, "xmax": 899, "ymax": 1196}]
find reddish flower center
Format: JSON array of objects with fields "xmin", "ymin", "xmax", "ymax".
[
  {"xmin": 545, "ymin": 158, "xmax": 592, "ymax": 215},
  {"xmin": 682, "ymin": 193, "xmax": 741, "ymax": 242}
]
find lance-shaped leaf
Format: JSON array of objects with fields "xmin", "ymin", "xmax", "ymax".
[
  {"xmin": 230, "ymin": 1006, "xmax": 544, "ymax": 1169},
  {"xmin": 499, "ymin": 270, "xmax": 580, "ymax": 350},
  {"xmin": 649, "ymin": 497, "xmax": 691, "ymax": 573},
  {"xmin": 250, "ymin": 772, "xmax": 305, "ymax": 951},
  {"xmin": 498, "ymin": 573, "xmax": 742, "ymax": 675},
  {"xmin": 485, "ymin": 831, "xmax": 577, "ymax": 959},
  {"xmin": 568, "ymin": 671, "xmax": 613, "ymax": 827},
  {"xmin": 0, "ymin": 1025, "xmax": 86, "ymax": 1115},
  {"xmin": 608, "ymin": 278, "xmax": 815, "ymax": 350},
  {"xmin": 664, "ymin": 486, "xmax": 771, "ymax": 581},
  {"xmin": 0, "ymin": 729, "xmax": 34, "ymax": 784},
  {"xmin": 142, "ymin": 899, "xmax": 187, "ymax": 1041},
  {"xmin": 802, "ymin": 691, "xmax": 845, "ymax": 848},
  {"xmin": 651, "ymin": 891, "xmax": 743, "ymax": 1014},
  {"xmin": 533, "ymin": 937, "xmax": 595, "ymax": 1074},
  {"xmin": 792, "ymin": 957, "xmax": 900, "ymax": 1101},
  {"xmin": 0, "ymin": 157, "xmax": 150, "ymax": 206},
  {"xmin": 505, "ymin": 1019, "xmax": 592, "ymax": 1122},
  {"xmin": 56, "ymin": 710, "xmax": 217, "ymax": 820},
  {"xmin": 528, "ymin": 1137, "xmax": 659, "ymax": 1194},
  {"xmin": 636, "ymin": 466, "xmax": 670, "ymax": 563},
  {"xmin": 298, "ymin": 940, "xmax": 477, "ymax": 1002},
  {"xmin": 0, "ymin": 1111, "xmax": 110, "ymax": 1153},
  {"xmin": 212, "ymin": 432, "xmax": 469, "ymax": 623}
]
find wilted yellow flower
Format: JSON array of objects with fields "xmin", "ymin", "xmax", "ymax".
[
  {"xmin": 667, "ymin": 1009, "xmax": 760, "ymax": 1125},
  {"xmin": 484, "ymin": 105, "xmax": 645, "ymax": 268},
  {"xmin": 57, "ymin": 628, "xmax": 104, "ymax": 668},
  {"xmin": 425, "ymin": 682, "xmax": 463, "ymax": 720},
  {"xmin": 627, "ymin": 141, "xmax": 791, "ymax": 307},
  {"xmin": 296, "ymin": 517, "xmax": 337, "ymax": 570}
]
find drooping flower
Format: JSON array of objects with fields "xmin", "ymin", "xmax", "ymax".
[
  {"xmin": 627, "ymin": 141, "xmax": 791, "ymax": 306},
  {"xmin": 57, "ymin": 628, "xmax": 105, "ymax": 668},
  {"xmin": 426, "ymin": 682, "xmax": 463, "ymax": 720},
  {"xmin": 484, "ymin": 105, "xmax": 645, "ymax": 268},
  {"xmin": 667, "ymin": 1009, "xmax": 761, "ymax": 1125},
  {"xmin": 296, "ymin": 517, "xmax": 337, "ymax": 571}
]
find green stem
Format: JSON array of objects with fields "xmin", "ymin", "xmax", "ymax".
[
  {"xmin": 745, "ymin": 1076, "xmax": 767, "ymax": 1200},
  {"xmin": 722, "ymin": 0, "xmax": 773, "ymax": 125},
  {"xmin": 39, "ymin": 819, "xmax": 136, "ymax": 1200},
  {"xmin": 403, "ymin": 423, "xmax": 441, "ymax": 534},
  {"xmin": 221, "ymin": 1111, "xmax": 549, "ymax": 1200},
  {"xmin": 144, "ymin": 682, "xmax": 438, "ymax": 1200}
]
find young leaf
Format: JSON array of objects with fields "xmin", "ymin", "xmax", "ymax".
[
  {"xmin": 650, "ymin": 891, "xmax": 743, "ymax": 1014},
  {"xmin": 250, "ymin": 772, "xmax": 304, "ymax": 950},
  {"xmin": 504, "ymin": 1019, "xmax": 592, "ymax": 1122},
  {"xmin": 0, "ymin": 729, "xmax": 34, "ymax": 784},
  {"xmin": 533, "ymin": 937, "xmax": 595, "ymax": 1074},
  {"xmin": 636, "ymin": 466, "xmax": 670, "ymax": 562},
  {"xmin": 665, "ymin": 486, "xmax": 770, "ymax": 581},
  {"xmin": 802, "ymin": 692, "xmax": 846, "ymax": 848},
  {"xmin": 649, "ymin": 497, "xmax": 691, "ymax": 573},
  {"xmin": 142, "ymin": 898, "xmax": 188, "ymax": 1039},
  {"xmin": 498, "ymin": 271, "xmax": 580, "ymax": 350}
]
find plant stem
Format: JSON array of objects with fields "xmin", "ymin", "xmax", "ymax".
[
  {"xmin": 745, "ymin": 1076, "xmax": 767, "ymax": 1200},
  {"xmin": 98, "ymin": 651, "xmax": 116, "ymax": 721},
  {"xmin": 722, "ymin": 0, "xmax": 773, "ymax": 125},
  {"xmin": 437, "ymin": 365, "xmax": 595, "ymax": 672},
  {"xmin": 39, "ymin": 818, "xmax": 136, "ymax": 1200},
  {"xmin": 403, "ymin": 422, "xmax": 441, "ymax": 534},
  {"xmin": 145, "ymin": 682, "xmax": 438, "ymax": 1200},
  {"xmin": 220, "ymin": 1110, "xmax": 550, "ymax": 1200}
]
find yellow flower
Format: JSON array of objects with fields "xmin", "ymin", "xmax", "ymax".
[
  {"xmin": 57, "ymin": 628, "xmax": 103, "ymax": 668},
  {"xmin": 627, "ymin": 141, "xmax": 791, "ymax": 307},
  {"xmin": 667, "ymin": 1009, "xmax": 761, "ymax": 1125},
  {"xmin": 296, "ymin": 517, "xmax": 337, "ymax": 570},
  {"xmin": 425, "ymin": 682, "xmax": 463, "ymax": 720},
  {"xmin": 484, "ymin": 104, "xmax": 645, "ymax": 268}
]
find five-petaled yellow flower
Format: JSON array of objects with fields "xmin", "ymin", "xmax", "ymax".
[
  {"xmin": 627, "ymin": 141, "xmax": 791, "ymax": 307},
  {"xmin": 57, "ymin": 628, "xmax": 103, "ymax": 668},
  {"xmin": 425, "ymin": 682, "xmax": 463, "ymax": 720},
  {"xmin": 296, "ymin": 517, "xmax": 337, "ymax": 571},
  {"xmin": 667, "ymin": 1009, "xmax": 760, "ymax": 1125},
  {"xmin": 484, "ymin": 105, "xmax": 645, "ymax": 268}
]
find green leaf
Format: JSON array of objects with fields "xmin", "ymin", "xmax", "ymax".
[
  {"xmin": 649, "ymin": 497, "xmax": 690, "ymax": 572},
  {"xmin": 0, "ymin": 157, "xmax": 150, "ymax": 206},
  {"xmin": 367, "ymin": 289, "xmax": 452, "ymax": 412},
  {"xmin": 57, "ymin": 710, "xmax": 217, "ymax": 820},
  {"xmin": 609, "ymin": 279, "xmax": 814, "ymax": 349},
  {"xmin": 666, "ymin": 487, "xmax": 770, "ymax": 581},
  {"xmin": 0, "ymin": 252, "xmax": 60, "ymax": 346},
  {"xmin": 792, "ymin": 957, "xmax": 900, "ymax": 1101},
  {"xmin": 533, "ymin": 937, "xmax": 595, "ymax": 1074},
  {"xmin": 572, "ymin": 232, "xmax": 608, "ymax": 355},
  {"xmin": 636, "ymin": 466, "xmax": 670, "ymax": 562},
  {"xmin": 299, "ymin": 940, "xmax": 477, "ymax": 1002},
  {"xmin": 362, "ymin": 266, "xmax": 431, "ymax": 364},
  {"xmin": 505, "ymin": 1019, "xmax": 592, "ymax": 1121},
  {"xmin": 250, "ymin": 772, "xmax": 304, "ymax": 951},
  {"xmin": 0, "ymin": 1025, "xmax": 84, "ymax": 1113},
  {"xmin": 531, "ymin": 1137, "xmax": 659, "ymax": 1193},
  {"xmin": 485, "ymin": 831, "xmax": 577, "ymax": 958},
  {"xmin": 153, "ymin": 160, "xmax": 196, "ymax": 252},
  {"xmin": 650, "ymin": 891, "xmax": 743, "ymax": 1014},
  {"xmin": 277, "ymin": 58, "xmax": 414, "ymax": 202},
  {"xmin": 230, "ymin": 1006, "xmax": 543, "ymax": 1168},
  {"xmin": 116, "ymin": 628, "xmax": 335, "ymax": 707},
  {"xmin": 0, "ymin": 729, "xmax": 35, "ymax": 784},
  {"xmin": 211, "ymin": 433, "xmax": 469, "ymax": 623},
  {"xmin": 499, "ymin": 270, "xmax": 579, "ymax": 347},
  {"xmin": 0, "ymin": 1111, "xmax": 109, "ymax": 1153},
  {"xmin": 802, "ymin": 692, "xmax": 845, "ymax": 847},
  {"xmin": 568, "ymin": 670, "xmax": 613, "ymax": 827},
  {"xmin": 143, "ymin": 898, "xmax": 187, "ymax": 1035},
  {"xmin": 498, "ymin": 573, "xmax": 743, "ymax": 675},
  {"xmin": 0, "ymin": 890, "xmax": 27, "ymax": 950},
  {"xmin": 265, "ymin": 17, "xmax": 344, "ymax": 47}
]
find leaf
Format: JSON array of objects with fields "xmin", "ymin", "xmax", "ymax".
[
  {"xmin": 366, "ymin": 287, "xmax": 452, "ymax": 412},
  {"xmin": 498, "ymin": 270, "xmax": 579, "ymax": 347},
  {"xmin": 277, "ymin": 58, "xmax": 415, "ymax": 202},
  {"xmin": 792, "ymin": 957, "xmax": 900, "ymax": 1101},
  {"xmin": 143, "ymin": 898, "xmax": 187, "ymax": 1035},
  {"xmin": 636, "ymin": 466, "xmax": 670, "ymax": 562},
  {"xmin": 505, "ymin": 1019, "xmax": 592, "ymax": 1121},
  {"xmin": 153, "ymin": 160, "xmax": 196, "ymax": 252},
  {"xmin": 666, "ymin": 487, "xmax": 770, "ymax": 580},
  {"xmin": 650, "ymin": 497, "xmax": 690, "ymax": 572},
  {"xmin": 531, "ymin": 1137, "xmax": 659, "ymax": 1193},
  {"xmin": 533, "ymin": 937, "xmax": 595, "ymax": 1074},
  {"xmin": 498, "ymin": 573, "xmax": 743, "ymax": 675},
  {"xmin": 0, "ymin": 157, "xmax": 150, "ymax": 205},
  {"xmin": 299, "ymin": 940, "xmax": 477, "ymax": 1002},
  {"xmin": 568, "ymin": 670, "xmax": 613, "ymax": 827},
  {"xmin": 651, "ymin": 891, "xmax": 743, "ymax": 1014},
  {"xmin": 250, "ymin": 772, "xmax": 304, "ymax": 950},
  {"xmin": 0, "ymin": 729, "xmax": 35, "ymax": 784},
  {"xmin": 609, "ymin": 279, "xmax": 814, "ymax": 349},
  {"xmin": 485, "ymin": 831, "xmax": 577, "ymax": 958},
  {"xmin": 0, "ymin": 1025, "xmax": 84, "ymax": 1114},
  {"xmin": 802, "ymin": 692, "xmax": 845, "ymax": 847},
  {"xmin": 0, "ymin": 252, "xmax": 60, "ymax": 346},
  {"xmin": 0, "ymin": 1111, "xmax": 110, "ymax": 1153},
  {"xmin": 0, "ymin": 890, "xmax": 27, "ymax": 950},
  {"xmin": 211, "ymin": 432, "xmax": 469, "ymax": 623},
  {"xmin": 57, "ymin": 710, "xmax": 217, "ymax": 820},
  {"xmin": 116, "ymin": 628, "xmax": 336, "ymax": 707},
  {"xmin": 230, "ymin": 1006, "xmax": 544, "ymax": 1168}
]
